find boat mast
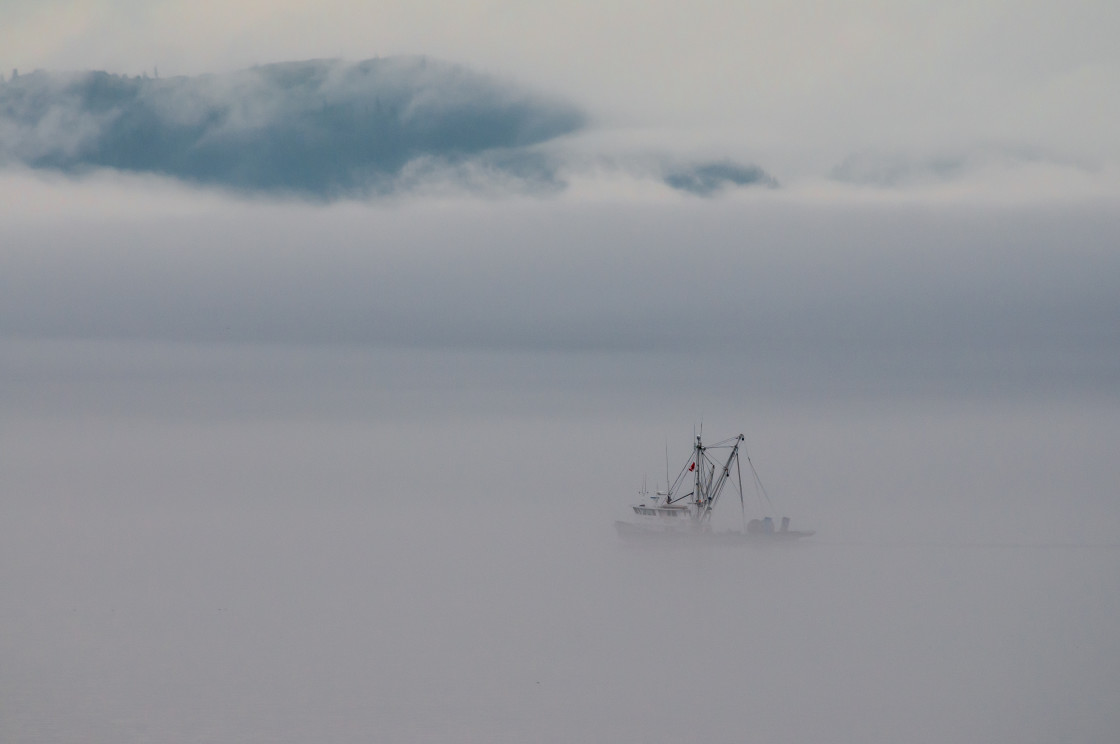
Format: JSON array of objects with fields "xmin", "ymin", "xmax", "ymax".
[
  {"xmin": 693, "ymin": 434, "xmax": 703, "ymax": 516},
  {"xmin": 698, "ymin": 434, "xmax": 745, "ymax": 524}
]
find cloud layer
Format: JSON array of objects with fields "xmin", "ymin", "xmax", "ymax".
[{"xmin": 0, "ymin": 57, "xmax": 585, "ymax": 197}]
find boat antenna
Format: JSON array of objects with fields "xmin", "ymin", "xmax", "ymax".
[{"xmin": 664, "ymin": 438, "xmax": 671, "ymax": 504}]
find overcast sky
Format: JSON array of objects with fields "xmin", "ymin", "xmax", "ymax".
[{"xmin": 2, "ymin": 4, "xmax": 1119, "ymax": 743}]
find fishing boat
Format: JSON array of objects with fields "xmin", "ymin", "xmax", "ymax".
[{"xmin": 615, "ymin": 433, "xmax": 813, "ymax": 541}]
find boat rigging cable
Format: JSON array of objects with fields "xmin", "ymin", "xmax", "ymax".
[
  {"xmin": 744, "ymin": 445, "xmax": 775, "ymax": 514},
  {"xmin": 736, "ymin": 445, "xmax": 747, "ymax": 532}
]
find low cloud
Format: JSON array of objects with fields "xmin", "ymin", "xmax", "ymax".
[
  {"xmin": 0, "ymin": 57, "xmax": 585, "ymax": 197},
  {"xmin": 0, "ymin": 58, "xmax": 792, "ymax": 200},
  {"xmin": 663, "ymin": 159, "xmax": 777, "ymax": 195}
]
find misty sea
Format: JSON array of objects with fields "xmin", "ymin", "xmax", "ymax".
[{"xmin": 3, "ymin": 340, "xmax": 1117, "ymax": 743}]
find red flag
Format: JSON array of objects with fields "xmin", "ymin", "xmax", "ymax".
[{"xmin": 689, "ymin": 462, "xmax": 696, "ymax": 471}]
